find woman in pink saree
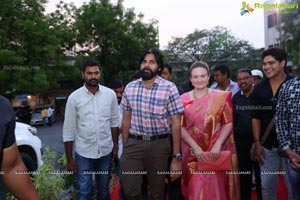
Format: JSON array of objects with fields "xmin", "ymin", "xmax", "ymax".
[{"xmin": 180, "ymin": 61, "xmax": 240, "ymax": 200}]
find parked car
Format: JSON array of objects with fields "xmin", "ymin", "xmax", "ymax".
[
  {"xmin": 15, "ymin": 122, "xmax": 43, "ymax": 171},
  {"xmin": 13, "ymin": 106, "xmax": 32, "ymax": 124},
  {"xmin": 30, "ymin": 105, "xmax": 55, "ymax": 126}
]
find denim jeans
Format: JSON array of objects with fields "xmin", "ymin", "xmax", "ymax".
[
  {"xmin": 287, "ymin": 160, "xmax": 300, "ymax": 200},
  {"xmin": 43, "ymin": 117, "xmax": 47, "ymax": 126},
  {"xmin": 75, "ymin": 152, "xmax": 112, "ymax": 200},
  {"xmin": 115, "ymin": 159, "xmax": 126, "ymax": 200},
  {"xmin": 260, "ymin": 148, "xmax": 294, "ymax": 200}
]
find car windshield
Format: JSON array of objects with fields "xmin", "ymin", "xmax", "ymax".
[{"xmin": 32, "ymin": 107, "xmax": 43, "ymax": 114}]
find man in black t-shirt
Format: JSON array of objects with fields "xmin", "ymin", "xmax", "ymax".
[
  {"xmin": 251, "ymin": 48, "xmax": 294, "ymax": 200},
  {"xmin": 0, "ymin": 95, "xmax": 40, "ymax": 200},
  {"xmin": 233, "ymin": 69, "xmax": 262, "ymax": 200}
]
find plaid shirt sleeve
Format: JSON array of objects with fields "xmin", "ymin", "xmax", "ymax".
[
  {"xmin": 167, "ymin": 83, "xmax": 184, "ymax": 115},
  {"xmin": 275, "ymin": 81, "xmax": 291, "ymax": 151},
  {"xmin": 120, "ymin": 84, "xmax": 131, "ymax": 111}
]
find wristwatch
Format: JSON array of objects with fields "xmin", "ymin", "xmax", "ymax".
[{"xmin": 172, "ymin": 153, "xmax": 182, "ymax": 161}]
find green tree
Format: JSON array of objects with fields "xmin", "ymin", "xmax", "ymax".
[
  {"xmin": 166, "ymin": 26, "xmax": 263, "ymax": 80},
  {"xmin": 73, "ymin": 0, "xmax": 158, "ymax": 82},
  {"xmin": 281, "ymin": 1, "xmax": 300, "ymax": 67},
  {"xmin": 0, "ymin": 0, "xmax": 72, "ymax": 95}
]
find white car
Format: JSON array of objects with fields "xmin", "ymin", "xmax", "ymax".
[{"xmin": 15, "ymin": 122, "xmax": 43, "ymax": 171}]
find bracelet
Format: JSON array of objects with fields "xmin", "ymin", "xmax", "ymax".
[{"xmin": 254, "ymin": 140, "xmax": 260, "ymax": 143}]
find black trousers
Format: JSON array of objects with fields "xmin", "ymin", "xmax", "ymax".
[{"xmin": 236, "ymin": 142, "xmax": 262, "ymax": 200}]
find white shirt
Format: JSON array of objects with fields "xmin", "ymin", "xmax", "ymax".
[
  {"xmin": 47, "ymin": 108, "xmax": 53, "ymax": 117},
  {"xmin": 210, "ymin": 79, "xmax": 240, "ymax": 97},
  {"xmin": 63, "ymin": 84, "xmax": 119, "ymax": 159}
]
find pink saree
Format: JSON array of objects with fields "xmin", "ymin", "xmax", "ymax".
[{"xmin": 180, "ymin": 90, "xmax": 240, "ymax": 200}]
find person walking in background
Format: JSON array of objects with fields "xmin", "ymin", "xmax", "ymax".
[
  {"xmin": 251, "ymin": 69, "xmax": 264, "ymax": 85},
  {"xmin": 46, "ymin": 106, "xmax": 53, "ymax": 126},
  {"xmin": 275, "ymin": 76, "xmax": 300, "ymax": 200},
  {"xmin": 0, "ymin": 95, "xmax": 41, "ymax": 200},
  {"xmin": 63, "ymin": 59, "xmax": 119, "ymax": 200},
  {"xmin": 41, "ymin": 106, "xmax": 47, "ymax": 126},
  {"xmin": 251, "ymin": 47, "xmax": 294, "ymax": 200},
  {"xmin": 232, "ymin": 69, "xmax": 262, "ymax": 200},
  {"xmin": 159, "ymin": 64, "xmax": 185, "ymax": 200},
  {"xmin": 107, "ymin": 78, "xmax": 126, "ymax": 200},
  {"xmin": 120, "ymin": 48, "xmax": 183, "ymax": 200},
  {"xmin": 210, "ymin": 64, "xmax": 239, "ymax": 96},
  {"xmin": 180, "ymin": 61, "xmax": 240, "ymax": 200}
]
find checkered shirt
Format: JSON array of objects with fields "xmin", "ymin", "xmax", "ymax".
[
  {"xmin": 120, "ymin": 76, "xmax": 184, "ymax": 135},
  {"xmin": 275, "ymin": 77, "xmax": 300, "ymax": 154}
]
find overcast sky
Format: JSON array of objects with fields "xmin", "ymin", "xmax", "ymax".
[{"xmin": 45, "ymin": 0, "xmax": 265, "ymax": 49}]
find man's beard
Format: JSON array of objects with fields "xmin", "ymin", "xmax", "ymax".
[
  {"xmin": 140, "ymin": 68, "xmax": 158, "ymax": 80},
  {"xmin": 85, "ymin": 79, "xmax": 99, "ymax": 87}
]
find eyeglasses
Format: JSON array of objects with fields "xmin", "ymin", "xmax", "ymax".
[{"xmin": 237, "ymin": 76, "xmax": 251, "ymax": 82}]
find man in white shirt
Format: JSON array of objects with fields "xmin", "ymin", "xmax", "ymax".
[
  {"xmin": 63, "ymin": 59, "xmax": 119, "ymax": 200},
  {"xmin": 46, "ymin": 106, "xmax": 53, "ymax": 126},
  {"xmin": 210, "ymin": 64, "xmax": 239, "ymax": 96}
]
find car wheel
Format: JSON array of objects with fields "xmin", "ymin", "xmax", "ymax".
[{"xmin": 20, "ymin": 153, "xmax": 36, "ymax": 172}]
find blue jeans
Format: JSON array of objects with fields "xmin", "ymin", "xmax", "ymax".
[
  {"xmin": 75, "ymin": 152, "xmax": 112, "ymax": 200},
  {"xmin": 260, "ymin": 148, "xmax": 294, "ymax": 200},
  {"xmin": 115, "ymin": 159, "xmax": 126, "ymax": 200},
  {"xmin": 43, "ymin": 117, "xmax": 47, "ymax": 126},
  {"xmin": 287, "ymin": 160, "xmax": 300, "ymax": 200}
]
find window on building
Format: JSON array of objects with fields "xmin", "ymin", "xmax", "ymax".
[{"xmin": 268, "ymin": 14, "xmax": 278, "ymax": 28}]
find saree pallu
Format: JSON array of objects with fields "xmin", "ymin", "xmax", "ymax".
[{"xmin": 180, "ymin": 90, "xmax": 240, "ymax": 200}]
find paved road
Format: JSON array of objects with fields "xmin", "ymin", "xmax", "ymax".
[{"xmin": 35, "ymin": 117, "xmax": 65, "ymax": 155}]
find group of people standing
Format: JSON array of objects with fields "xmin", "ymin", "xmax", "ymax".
[
  {"xmin": 1, "ymin": 45, "xmax": 299, "ymax": 200},
  {"xmin": 61, "ymin": 46, "xmax": 300, "ymax": 200}
]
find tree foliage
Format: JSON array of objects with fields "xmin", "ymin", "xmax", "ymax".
[
  {"xmin": 1, "ymin": 1, "xmax": 267, "ymax": 96},
  {"xmin": 281, "ymin": 0, "xmax": 300, "ymax": 67},
  {"xmin": 0, "ymin": 0, "xmax": 70, "ymax": 95},
  {"xmin": 73, "ymin": 0, "xmax": 158, "ymax": 82},
  {"xmin": 166, "ymin": 26, "xmax": 263, "ymax": 80},
  {"xmin": 0, "ymin": 0, "xmax": 159, "ymax": 95}
]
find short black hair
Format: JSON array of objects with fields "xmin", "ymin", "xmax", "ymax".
[
  {"xmin": 262, "ymin": 47, "xmax": 287, "ymax": 68},
  {"xmin": 163, "ymin": 64, "xmax": 172, "ymax": 74},
  {"xmin": 82, "ymin": 59, "xmax": 101, "ymax": 72},
  {"xmin": 138, "ymin": 48, "xmax": 164, "ymax": 72},
  {"xmin": 212, "ymin": 64, "xmax": 230, "ymax": 78},
  {"xmin": 107, "ymin": 78, "xmax": 123, "ymax": 89},
  {"xmin": 235, "ymin": 68, "xmax": 252, "ymax": 77}
]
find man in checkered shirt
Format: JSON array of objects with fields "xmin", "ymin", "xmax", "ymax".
[
  {"xmin": 276, "ymin": 76, "xmax": 300, "ymax": 200},
  {"xmin": 120, "ymin": 48, "xmax": 183, "ymax": 199}
]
